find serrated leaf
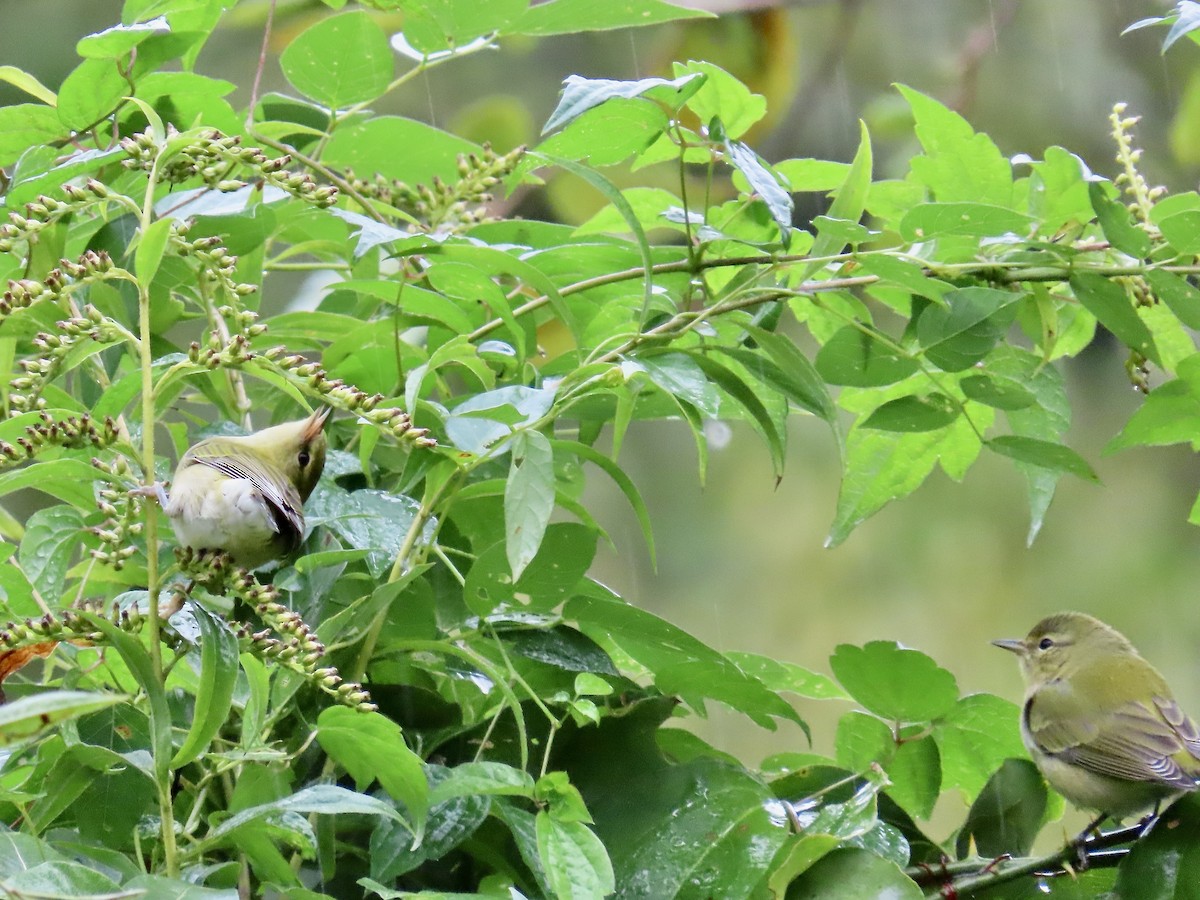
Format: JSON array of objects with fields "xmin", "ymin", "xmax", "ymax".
[
  {"xmin": 18, "ymin": 505, "xmax": 84, "ymax": 602},
  {"xmin": 934, "ymin": 693, "xmax": 1026, "ymax": 803},
  {"xmin": 830, "ymin": 641, "xmax": 958, "ymax": 722},
  {"xmin": 898, "ymin": 84, "xmax": 1011, "ymax": 206}
]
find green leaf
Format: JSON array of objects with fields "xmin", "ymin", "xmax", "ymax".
[
  {"xmin": 200, "ymin": 785, "xmax": 404, "ymax": 851},
  {"xmin": 83, "ymin": 613, "xmax": 172, "ymax": 782},
  {"xmin": 1158, "ymin": 209, "xmax": 1200, "ymax": 254},
  {"xmin": 536, "ymin": 812, "xmax": 614, "ymax": 900},
  {"xmin": 280, "ymin": 11, "xmax": 394, "ymax": 108},
  {"xmin": 542, "ymin": 73, "xmax": 705, "ymax": 134},
  {"xmin": 57, "ymin": 58, "xmax": 128, "ymax": 131},
  {"xmin": 986, "ymin": 435, "xmax": 1099, "ymax": 482},
  {"xmin": 393, "ymin": 0, "xmax": 524, "ymax": 53},
  {"xmin": 827, "ymin": 421, "xmax": 980, "ymax": 546},
  {"xmin": 505, "ymin": 430, "xmax": 555, "ymax": 581},
  {"xmin": 566, "ymin": 590, "xmax": 800, "ymax": 729},
  {"xmin": 815, "ymin": 325, "xmax": 918, "ymax": 387},
  {"xmin": 830, "ymin": 641, "xmax": 958, "ymax": 722},
  {"xmin": 724, "ymin": 328, "xmax": 840, "ymax": 427},
  {"xmin": 317, "ymin": 707, "xmax": 428, "ymax": 839},
  {"xmin": 0, "ymin": 105, "xmax": 64, "ymax": 167},
  {"xmin": 1146, "ymin": 268, "xmax": 1200, "ymax": 329},
  {"xmin": 725, "ymin": 136, "xmax": 793, "ymax": 246},
  {"xmin": 1070, "ymin": 272, "xmax": 1159, "ymax": 364},
  {"xmin": 884, "ymin": 736, "xmax": 940, "ymax": 820},
  {"xmin": 857, "ymin": 254, "xmax": 951, "ymax": 304},
  {"xmin": 802, "ymin": 120, "xmax": 872, "ymax": 278},
  {"xmin": 916, "ymin": 286, "xmax": 1023, "ymax": 371},
  {"xmin": 0, "ymin": 861, "xmax": 122, "ymax": 895},
  {"xmin": 0, "ymin": 66, "xmax": 57, "ymax": 106},
  {"xmin": 674, "ymin": 60, "xmax": 765, "ymax": 140},
  {"xmin": 0, "ymin": 691, "xmax": 128, "ymax": 746},
  {"xmin": 465, "ymin": 523, "xmax": 597, "ymax": 615},
  {"xmin": 725, "ymin": 651, "xmax": 849, "ymax": 701},
  {"xmin": 835, "ymin": 710, "xmax": 894, "ymax": 773},
  {"xmin": 1111, "ymin": 793, "xmax": 1200, "ymax": 897},
  {"xmin": 934, "ymin": 693, "xmax": 1026, "ymax": 803},
  {"xmin": 77, "ymin": 16, "xmax": 170, "ymax": 58},
  {"xmin": 954, "ymin": 758, "xmax": 1047, "ymax": 859},
  {"xmin": 170, "ymin": 603, "xmax": 238, "ymax": 768},
  {"xmin": 859, "ymin": 393, "xmax": 959, "ymax": 432},
  {"xmin": 550, "ymin": 439, "xmax": 656, "ymax": 569},
  {"xmin": 898, "ymin": 84, "xmax": 1012, "ymax": 206},
  {"xmin": 1088, "ymin": 180, "xmax": 1153, "ymax": 257},
  {"xmin": 427, "ymin": 762, "xmax": 536, "ymax": 805},
  {"xmin": 306, "ymin": 486, "xmax": 425, "ymax": 578},
  {"xmin": 959, "ymin": 373, "xmax": 1037, "ymax": 410},
  {"xmin": 900, "ymin": 202, "xmax": 1032, "ymax": 240},
  {"xmin": 784, "ymin": 847, "xmax": 922, "ymax": 899},
  {"xmin": 688, "ymin": 351, "xmax": 785, "ymax": 476},
  {"xmin": 322, "ymin": 117, "xmax": 480, "ymax": 185},
  {"xmin": 134, "ymin": 217, "xmax": 174, "ymax": 287},
  {"xmin": 18, "ymin": 505, "xmax": 84, "ymax": 602},
  {"xmin": 539, "ymin": 98, "xmax": 668, "ymax": 167},
  {"xmin": 516, "ymin": 0, "xmax": 712, "ymax": 37}
]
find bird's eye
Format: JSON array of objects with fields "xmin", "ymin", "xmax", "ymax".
[
  {"xmin": 298, "ymin": 450, "xmax": 311, "ymax": 468},
  {"xmin": 1038, "ymin": 637, "xmax": 1054, "ymax": 650}
]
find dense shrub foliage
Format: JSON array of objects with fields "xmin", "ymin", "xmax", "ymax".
[{"xmin": 1, "ymin": 0, "xmax": 1200, "ymax": 897}]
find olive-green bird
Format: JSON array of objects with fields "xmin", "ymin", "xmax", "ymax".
[
  {"xmin": 158, "ymin": 408, "xmax": 330, "ymax": 569},
  {"xmin": 994, "ymin": 611, "xmax": 1200, "ymax": 820}
]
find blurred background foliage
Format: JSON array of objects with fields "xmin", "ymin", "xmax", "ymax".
[{"xmin": 6, "ymin": 0, "xmax": 1199, "ymax": 794}]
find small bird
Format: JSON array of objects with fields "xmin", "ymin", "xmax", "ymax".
[
  {"xmin": 994, "ymin": 612, "xmax": 1200, "ymax": 823},
  {"xmin": 157, "ymin": 408, "xmax": 330, "ymax": 569}
]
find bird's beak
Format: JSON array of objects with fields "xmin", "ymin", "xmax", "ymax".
[
  {"xmin": 302, "ymin": 407, "xmax": 331, "ymax": 442},
  {"xmin": 991, "ymin": 638, "xmax": 1025, "ymax": 655}
]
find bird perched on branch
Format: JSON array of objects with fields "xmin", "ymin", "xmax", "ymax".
[
  {"xmin": 994, "ymin": 611, "xmax": 1200, "ymax": 825},
  {"xmin": 151, "ymin": 407, "xmax": 330, "ymax": 569}
]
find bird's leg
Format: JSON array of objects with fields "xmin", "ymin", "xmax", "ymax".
[
  {"xmin": 1072, "ymin": 812, "xmax": 1109, "ymax": 870},
  {"xmin": 1136, "ymin": 801, "xmax": 1163, "ymax": 839},
  {"xmin": 129, "ymin": 482, "xmax": 170, "ymax": 507}
]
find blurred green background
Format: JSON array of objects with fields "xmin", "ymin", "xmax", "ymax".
[{"xmin": 8, "ymin": 0, "xmax": 1200, "ymax": 826}]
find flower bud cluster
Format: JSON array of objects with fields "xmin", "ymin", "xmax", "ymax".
[
  {"xmin": 1110, "ymin": 103, "xmax": 1166, "ymax": 229},
  {"xmin": 170, "ymin": 226, "xmax": 258, "ymax": 301},
  {"xmin": 120, "ymin": 129, "xmax": 338, "ymax": 207},
  {"xmin": 0, "ymin": 600, "xmax": 143, "ymax": 653},
  {"xmin": 188, "ymin": 332, "xmax": 256, "ymax": 370},
  {"xmin": 89, "ymin": 457, "xmax": 144, "ymax": 570},
  {"xmin": 0, "ymin": 251, "xmax": 114, "ymax": 322},
  {"xmin": 220, "ymin": 571, "xmax": 375, "ymax": 711},
  {"xmin": 0, "ymin": 181, "xmax": 112, "ymax": 253},
  {"xmin": 11, "ymin": 305, "xmax": 126, "ymax": 413},
  {"xmin": 0, "ymin": 412, "xmax": 120, "ymax": 473},
  {"xmin": 259, "ymin": 347, "xmax": 436, "ymax": 447},
  {"xmin": 347, "ymin": 144, "xmax": 525, "ymax": 233}
]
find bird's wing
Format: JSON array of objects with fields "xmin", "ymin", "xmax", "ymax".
[
  {"xmin": 1028, "ymin": 686, "xmax": 1200, "ymax": 789},
  {"xmin": 184, "ymin": 449, "xmax": 305, "ymax": 547}
]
